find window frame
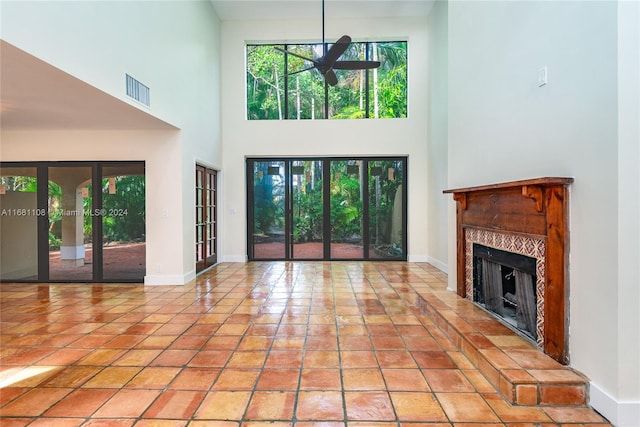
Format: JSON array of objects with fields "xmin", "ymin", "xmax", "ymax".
[{"xmin": 246, "ymin": 40, "xmax": 408, "ymax": 120}]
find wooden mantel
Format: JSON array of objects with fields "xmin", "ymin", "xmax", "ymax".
[{"xmin": 444, "ymin": 177, "xmax": 573, "ymax": 363}]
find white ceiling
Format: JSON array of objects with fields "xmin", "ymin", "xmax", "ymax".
[{"xmin": 210, "ymin": 0, "xmax": 435, "ymax": 20}]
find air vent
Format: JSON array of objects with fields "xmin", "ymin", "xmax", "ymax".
[{"xmin": 125, "ymin": 74, "xmax": 150, "ymax": 107}]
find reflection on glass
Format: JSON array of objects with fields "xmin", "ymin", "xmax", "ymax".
[
  {"xmin": 368, "ymin": 160, "xmax": 404, "ymax": 259},
  {"xmin": 102, "ymin": 164, "xmax": 145, "ymax": 281},
  {"xmin": 48, "ymin": 166, "xmax": 93, "ymax": 281},
  {"xmin": 253, "ymin": 161, "xmax": 286, "ymax": 259},
  {"xmin": 330, "ymin": 160, "xmax": 363, "ymax": 259},
  {"xmin": 292, "ymin": 160, "xmax": 323, "ymax": 259},
  {"xmin": 0, "ymin": 167, "xmax": 38, "ymax": 280}
]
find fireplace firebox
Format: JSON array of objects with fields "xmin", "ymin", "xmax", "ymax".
[
  {"xmin": 445, "ymin": 177, "xmax": 573, "ymax": 364},
  {"xmin": 473, "ymin": 244, "xmax": 538, "ymax": 341}
]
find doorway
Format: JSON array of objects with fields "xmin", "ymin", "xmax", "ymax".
[
  {"xmin": 195, "ymin": 165, "xmax": 217, "ymax": 273},
  {"xmin": 0, "ymin": 161, "xmax": 145, "ymax": 282},
  {"xmin": 247, "ymin": 157, "xmax": 407, "ymax": 261}
]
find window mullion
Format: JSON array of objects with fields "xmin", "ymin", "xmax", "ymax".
[{"xmin": 284, "ymin": 44, "xmax": 289, "ymax": 120}]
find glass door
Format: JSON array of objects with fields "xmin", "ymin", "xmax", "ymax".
[
  {"xmin": 101, "ymin": 164, "xmax": 146, "ymax": 281},
  {"xmin": 250, "ymin": 160, "xmax": 286, "ymax": 259},
  {"xmin": 48, "ymin": 165, "xmax": 93, "ymax": 281},
  {"xmin": 330, "ymin": 160, "xmax": 364, "ymax": 259},
  {"xmin": 247, "ymin": 157, "xmax": 406, "ymax": 261},
  {"xmin": 196, "ymin": 165, "xmax": 217, "ymax": 273},
  {"xmin": 290, "ymin": 160, "xmax": 324, "ymax": 259},
  {"xmin": 0, "ymin": 161, "xmax": 146, "ymax": 283},
  {"xmin": 0, "ymin": 166, "xmax": 39, "ymax": 280},
  {"xmin": 368, "ymin": 159, "xmax": 405, "ymax": 259}
]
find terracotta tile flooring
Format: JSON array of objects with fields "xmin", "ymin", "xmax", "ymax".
[{"xmin": 0, "ymin": 261, "xmax": 611, "ymax": 426}]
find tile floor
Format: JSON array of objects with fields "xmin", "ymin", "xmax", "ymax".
[{"xmin": 0, "ymin": 261, "xmax": 611, "ymax": 426}]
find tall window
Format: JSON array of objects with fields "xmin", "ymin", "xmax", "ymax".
[{"xmin": 247, "ymin": 41, "xmax": 407, "ymax": 120}]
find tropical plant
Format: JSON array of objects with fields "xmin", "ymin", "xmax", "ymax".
[
  {"xmin": 100, "ymin": 176, "xmax": 145, "ymax": 242},
  {"xmin": 247, "ymin": 41, "xmax": 407, "ymax": 120},
  {"xmin": 253, "ymin": 163, "xmax": 285, "ymax": 237}
]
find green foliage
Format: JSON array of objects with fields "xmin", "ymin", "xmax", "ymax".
[
  {"xmin": 332, "ymin": 105, "xmax": 367, "ymax": 119},
  {"xmin": 0, "ymin": 176, "xmax": 38, "ymax": 192},
  {"xmin": 101, "ymin": 176, "xmax": 145, "ymax": 242},
  {"xmin": 247, "ymin": 41, "xmax": 407, "ymax": 120},
  {"xmin": 329, "ymin": 162, "xmax": 362, "ymax": 240},
  {"xmin": 251, "ymin": 159, "xmax": 404, "ymax": 250},
  {"xmin": 247, "ymin": 45, "xmax": 285, "ymax": 119},
  {"xmin": 48, "ymin": 181, "xmax": 63, "ymax": 249},
  {"xmin": 253, "ymin": 163, "xmax": 285, "ymax": 236},
  {"xmin": 373, "ymin": 42, "xmax": 408, "ymax": 118},
  {"xmin": 292, "ymin": 163, "xmax": 323, "ymax": 242}
]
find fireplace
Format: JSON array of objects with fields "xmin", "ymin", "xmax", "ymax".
[
  {"xmin": 473, "ymin": 244, "xmax": 538, "ymax": 341},
  {"xmin": 445, "ymin": 178, "xmax": 573, "ymax": 364}
]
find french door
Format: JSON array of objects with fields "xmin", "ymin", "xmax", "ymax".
[
  {"xmin": 195, "ymin": 165, "xmax": 217, "ymax": 273},
  {"xmin": 247, "ymin": 157, "xmax": 407, "ymax": 261}
]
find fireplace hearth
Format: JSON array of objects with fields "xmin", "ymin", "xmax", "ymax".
[{"xmin": 445, "ymin": 177, "xmax": 573, "ymax": 364}]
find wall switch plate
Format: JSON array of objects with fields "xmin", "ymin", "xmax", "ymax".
[{"xmin": 538, "ymin": 66, "xmax": 548, "ymax": 87}]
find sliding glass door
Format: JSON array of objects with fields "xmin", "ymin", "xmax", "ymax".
[
  {"xmin": 368, "ymin": 159, "xmax": 405, "ymax": 259},
  {"xmin": 330, "ymin": 160, "xmax": 364, "ymax": 259},
  {"xmin": 247, "ymin": 157, "xmax": 406, "ymax": 261},
  {"xmin": 291, "ymin": 160, "xmax": 324, "ymax": 259},
  {"xmin": 47, "ymin": 165, "xmax": 93, "ymax": 281},
  {"xmin": 101, "ymin": 163, "xmax": 146, "ymax": 281},
  {"xmin": 0, "ymin": 166, "xmax": 39, "ymax": 280},
  {"xmin": 251, "ymin": 161, "xmax": 286, "ymax": 259},
  {"xmin": 0, "ymin": 161, "xmax": 145, "ymax": 282}
]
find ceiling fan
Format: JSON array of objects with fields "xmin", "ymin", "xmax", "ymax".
[{"xmin": 275, "ymin": 0, "xmax": 381, "ymax": 86}]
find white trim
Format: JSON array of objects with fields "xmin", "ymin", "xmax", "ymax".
[
  {"xmin": 590, "ymin": 382, "xmax": 640, "ymax": 427},
  {"xmin": 221, "ymin": 255, "xmax": 248, "ymax": 263},
  {"xmin": 425, "ymin": 256, "xmax": 448, "ymax": 273},
  {"xmin": 144, "ymin": 270, "xmax": 196, "ymax": 286},
  {"xmin": 407, "ymin": 254, "xmax": 428, "ymax": 263}
]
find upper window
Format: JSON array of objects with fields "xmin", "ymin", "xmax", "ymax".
[{"xmin": 247, "ymin": 41, "xmax": 407, "ymax": 120}]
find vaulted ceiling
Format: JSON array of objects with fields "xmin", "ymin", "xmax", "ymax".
[
  {"xmin": 210, "ymin": 0, "xmax": 435, "ymax": 20},
  {"xmin": 0, "ymin": 1, "xmax": 434, "ymax": 130}
]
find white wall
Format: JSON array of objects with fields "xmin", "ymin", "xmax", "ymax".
[
  {"xmin": 219, "ymin": 16, "xmax": 430, "ymax": 262},
  {"xmin": 612, "ymin": 0, "xmax": 640, "ymax": 423},
  {"xmin": 1, "ymin": 130, "xmax": 187, "ymax": 283},
  {"xmin": 426, "ymin": 0, "xmax": 448, "ymax": 272},
  {"xmin": 1, "ymin": 1, "xmax": 222, "ymax": 284},
  {"xmin": 447, "ymin": 1, "xmax": 639, "ymax": 424},
  {"xmin": 0, "ymin": 192, "xmax": 38, "ymax": 279}
]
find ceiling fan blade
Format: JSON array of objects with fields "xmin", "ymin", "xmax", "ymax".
[
  {"xmin": 324, "ymin": 69, "xmax": 338, "ymax": 86},
  {"xmin": 274, "ymin": 46, "xmax": 318, "ymax": 64},
  {"xmin": 323, "ymin": 35, "xmax": 351, "ymax": 65},
  {"xmin": 332, "ymin": 60, "xmax": 381, "ymax": 70}
]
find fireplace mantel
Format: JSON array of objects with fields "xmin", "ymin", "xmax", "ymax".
[{"xmin": 444, "ymin": 177, "xmax": 573, "ymax": 363}]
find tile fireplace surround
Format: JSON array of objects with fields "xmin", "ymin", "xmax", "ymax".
[{"xmin": 444, "ymin": 177, "xmax": 573, "ymax": 364}]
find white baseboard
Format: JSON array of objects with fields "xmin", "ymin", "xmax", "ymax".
[
  {"xmin": 220, "ymin": 255, "xmax": 248, "ymax": 263},
  {"xmin": 590, "ymin": 382, "xmax": 640, "ymax": 427},
  {"xmin": 144, "ymin": 270, "xmax": 195, "ymax": 286},
  {"xmin": 407, "ymin": 254, "xmax": 429, "ymax": 263},
  {"xmin": 425, "ymin": 256, "xmax": 448, "ymax": 273}
]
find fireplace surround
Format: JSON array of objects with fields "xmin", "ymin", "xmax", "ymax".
[{"xmin": 445, "ymin": 177, "xmax": 573, "ymax": 364}]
